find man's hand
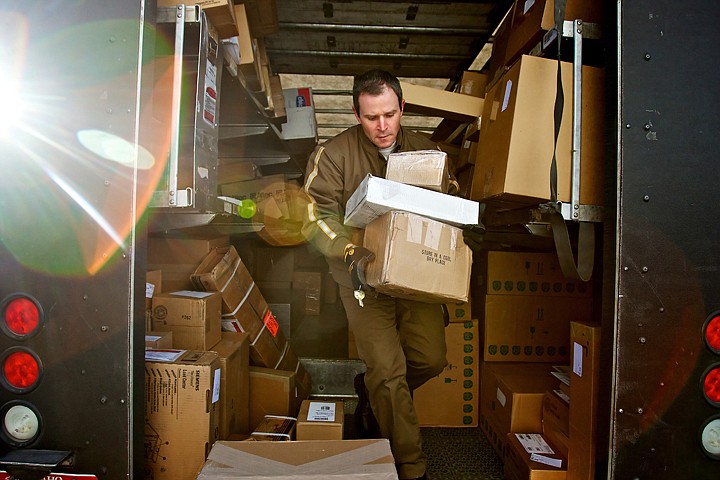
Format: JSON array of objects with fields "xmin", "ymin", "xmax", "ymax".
[
  {"xmin": 462, "ymin": 203, "xmax": 487, "ymax": 252},
  {"xmin": 344, "ymin": 244, "xmax": 375, "ymax": 292}
]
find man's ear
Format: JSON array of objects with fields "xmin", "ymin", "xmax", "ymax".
[
  {"xmin": 400, "ymin": 99, "xmax": 405, "ymax": 114},
  {"xmin": 352, "ymin": 106, "xmax": 360, "ymax": 122}
]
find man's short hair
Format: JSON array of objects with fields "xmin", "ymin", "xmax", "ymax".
[{"xmin": 352, "ymin": 69, "xmax": 403, "ymax": 114}]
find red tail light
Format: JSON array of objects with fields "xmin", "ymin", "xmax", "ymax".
[
  {"xmin": 704, "ymin": 313, "xmax": 720, "ymax": 354},
  {"xmin": 1, "ymin": 349, "xmax": 41, "ymax": 393},
  {"xmin": 2, "ymin": 295, "xmax": 42, "ymax": 339},
  {"xmin": 702, "ymin": 364, "xmax": 720, "ymax": 406}
]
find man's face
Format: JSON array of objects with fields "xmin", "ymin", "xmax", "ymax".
[{"xmin": 354, "ymin": 86, "xmax": 404, "ymax": 149}]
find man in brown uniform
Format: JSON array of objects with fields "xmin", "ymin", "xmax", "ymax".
[{"xmin": 302, "ymin": 69, "xmax": 481, "ymax": 480}]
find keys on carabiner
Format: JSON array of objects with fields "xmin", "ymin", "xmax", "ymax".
[{"xmin": 353, "ymin": 289, "xmax": 365, "ymax": 307}]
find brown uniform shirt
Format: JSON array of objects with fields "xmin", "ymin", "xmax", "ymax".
[{"xmin": 302, "ymin": 124, "xmax": 439, "ymax": 289}]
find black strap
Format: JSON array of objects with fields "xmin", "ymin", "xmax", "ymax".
[{"xmin": 548, "ymin": 0, "xmax": 594, "ymax": 282}]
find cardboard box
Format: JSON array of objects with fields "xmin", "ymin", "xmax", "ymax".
[
  {"xmin": 542, "ymin": 389, "xmax": 570, "ymax": 458},
  {"xmin": 192, "ymin": 246, "xmax": 288, "ymax": 367},
  {"xmin": 401, "ymin": 81, "xmax": 484, "ymax": 122},
  {"xmin": 481, "ymin": 294, "xmax": 592, "ymax": 362},
  {"xmin": 277, "ymin": 87, "xmax": 318, "ymax": 141},
  {"xmin": 504, "ymin": 433, "xmax": 567, "ymax": 480},
  {"xmin": 480, "ymin": 362, "xmax": 557, "ymax": 437},
  {"xmin": 506, "ymin": 0, "xmax": 605, "ymax": 71},
  {"xmin": 385, "ymin": 150, "xmax": 450, "ymax": 193},
  {"xmin": 414, "ymin": 321, "xmax": 479, "ymax": 426},
  {"xmin": 445, "ymin": 300, "xmax": 472, "ymax": 323},
  {"xmin": 458, "ymin": 71, "xmax": 488, "ymax": 97},
  {"xmin": 568, "ymin": 321, "xmax": 601, "ymax": 480},
  {"xmin": 345, "ymin": 174, "xmax": 479, "ymax": 229},
  {"xmin": 151, "ymin": 291, "xmax": 222, "ymax": 350},
  {"xmin": 470, "ymin": 55, "xmax": 605, "ymax": 209},
  {"xmin": 148, "ymin": 234, "xmax": 229, "ymax": 292},
  {"xmin": 251, "ymin": 415, "xmax": 297, "ymax": 441},
  {"xmin": 197, "ymin": 439, "xmax": 399, "ymax": 479},
  {"xmin": 480, "ymin": 251, "xmax": 592, "ymax": 297},
  {"xmin": 364, "ymin": 211, "xmax": 472, "ymax": 303},
  {"xmin": 158, "ymin": 0, "xmax": 238, "ymax": 38},
  {"xmin": 296, "ymin": 400, "xmax": 344, "ymax": 440},
  {"xmin": 248, "ymin": 366, "xmax": 296, "ymax": 432},
  {"xmin": 234, "ymin": 4, "xmax": 262, "ymax": 90},
  {"xmin": 144, "ymin": 350, "xmax": 221, "ymax": 479},
  {"xmin": 145, "ymin": 331, "xmax": 173, "ymax": 350},
  {"xmin": 211, "ymin": 332, "xmax": 251, "ymax": 437}
]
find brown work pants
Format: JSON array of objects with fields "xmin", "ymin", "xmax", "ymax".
[{"xmin": 340, "ymin": 286, "xmax": 447, "ymax": 480}]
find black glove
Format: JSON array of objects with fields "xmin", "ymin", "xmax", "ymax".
[
  {"xmin": 462, "ymin": 203, "xmax": 487, "ymax": 252},
  {"xmin": 344, "ymin": 244, "xmax": 375, "ymax": 292}
]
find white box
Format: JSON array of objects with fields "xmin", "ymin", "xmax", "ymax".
[{"xmin": 344, "ymin": 175, "xmax": 479, "ymax": 228}]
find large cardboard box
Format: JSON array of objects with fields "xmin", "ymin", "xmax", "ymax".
[
  {"xmin": 470, "ymin": 55, "xmax": 605, "ymax": 209},
  {"xmin": 148, "ymin": 234, "xmax": 229, "ymax": 292},
  {"xmin": 344, "ymin": 174, "xmax": 480, "ymax": 228},
  {"xmin": 385, "ymin": 150, "xmax": 449, "ymax": 193},
  {"xmin": 211, "ymin": 332, "xmax": 251, "ymax": 437},
  {"xmin": 296, "ymin": 399, "xmax": 344, "ymax": 440},
  {"xmin": 363, "ymin": 211, "xmax": 472, "ymax": 303},
  {"xmin": 192, "ymin": 246, "xmax": 289, "ymax": 368},
  {"xmin": 144, "ymin": 350, "xmax": 221, "ymax": 479},
  {"xmin": 480, "ymin": 362, "xmax": 557, "ymax": 438},
  {"xmin": 158, "ymin": 0, "xmax": 238, "ymax": 38},
  {"xmin": 401, "ymin": 81, "xmax": 484, "ymax": 122},
  {"xmin": 414, "ymin": 320, "xmax": 479, "ymax": 427},
  {"xmin": 480, "ymin": 251, "xmax": 592, "ymax": 298},
  {"xmin": 248, "ymin": 366, "xmax": 296, "ymax": 432},
  {"xmin": 568, "ymin": 321, "xmax": 601, "ymax": 480},
  {"xmin": 197, "ymin": 439, "xmax": 398, "ymax": 479},
  {"xmin": 151, "ymin": 291, "xmax": 222, "ymax": 350},
  {"xmin": 481, "ymin": 294, "xmax": 592, "ymax": 362},
  {"xmin": 504, "ymin": 433, "xmax": 567, "ymax": 480}
]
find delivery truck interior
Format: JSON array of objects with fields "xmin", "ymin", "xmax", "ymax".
[{"xmin": 0, "ymin": 1, "xmax": 718, "ymax": 479}]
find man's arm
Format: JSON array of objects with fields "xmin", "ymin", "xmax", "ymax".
[{"xmin": 302, "ymin": 145, "xmax": 355, "ymax": 260}]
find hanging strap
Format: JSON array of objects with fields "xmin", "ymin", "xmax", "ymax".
[{"xmin": 547, "ymin": 0, "xmax": 595, "ymax": 282}]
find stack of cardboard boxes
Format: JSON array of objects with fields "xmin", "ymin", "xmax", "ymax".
[
  {"xmin": 475, "ymin": 249, "xmax": 599, "ymax": 479},
  {"xmin": 144, "ymin": 234, "xmax": 313, "ymax": 479},
  {"xmin": 455, "ymin": 0, "xmax": 606, "ymax": 212}
]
